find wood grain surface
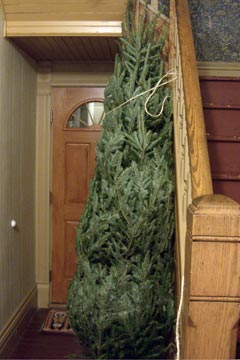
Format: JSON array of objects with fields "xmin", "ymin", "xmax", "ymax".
[
  {"xmin": 200, "ymin": 77, "xmax": 240, "ymax": 204},
  {"xmin": 183, "ymin": 194, "xmax": 240, "ymax": 359},
  {"xmin": 175, "ymin": 0, "xmax": 213, "ymax": 199}
]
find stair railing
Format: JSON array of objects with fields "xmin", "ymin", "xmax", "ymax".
[{"xmin": 169, "ymin": 0, "xmax": 240, "ymax": 359}]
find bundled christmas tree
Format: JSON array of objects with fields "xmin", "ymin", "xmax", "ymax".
[{"xmin": 67, "ymin": 1, "xmax": 175, "ymax": 358}]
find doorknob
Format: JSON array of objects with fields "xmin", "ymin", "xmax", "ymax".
[{"xmin": 10, "ymin": 220, "xmax": 17, "ymax": 228}]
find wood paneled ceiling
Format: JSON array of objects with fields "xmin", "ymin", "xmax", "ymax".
[
  {"xmin": 0, "ymin": 0, "xmax": 168, "ymax": 62},
  {"xmin": 0, "ymin": 0, "xmax": 127, "ymax": 61},
  {"xmin": 11, "ymin": 36, "xmax": 119, "ymax": 61}
]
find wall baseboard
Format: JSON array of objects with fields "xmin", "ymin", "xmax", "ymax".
[
  {"xmin": 0, "ymin": 286, "xmax": 37, "ymax": 356},
  {"xmin": 37, "ymin": 282, "xmax": 50, "ymax": 308},
  {"xmin": 197, "ymin": 61, "xmax": 240, "ymax": 78}
]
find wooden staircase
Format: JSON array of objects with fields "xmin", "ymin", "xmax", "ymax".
[
  {"xmin": 1, "ymin": 0, "xmax": 239, "ymax": 357},
  {"xmin": 200, "ymin": 77, "xmax": 240, "ymax": 204},
  {"xmin": 170, "ymin": 0, "xmax": 240, "ymax": 358}
]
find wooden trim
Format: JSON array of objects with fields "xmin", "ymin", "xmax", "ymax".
[
  {"xmin": 0, "ymin": 286, "xmax": 37, "ymax": 354},
  {"xmin": 191, "ymin": 235, "xmax": 240, "ymax": 242},
  {"xmin": 169, "ymin": 0, "xmax": 192, "ymax": 278},
  {"xmin": 185, "ymin": 301, "xmax": 239, "ymax": 359},
  {"xmin": 170, "ymin": 0, "xmax": 182, "ymax": 300},
  {"xmin": 35, "ymin": 62, "xmax": 52, "ymax": 309},
  {"xmin": 204, "ymin": 104, "xmax": 240, "ymax": 110},
  {"xmin": 0, "ymin": 1, "xmax": 5, "ymax": 19},
  {"xmin": 0, "ymin": 1, "xmax": 7, "ymax": 36},
  {"xmin": 212, "ymin": 174, "xmax": 240, "ymax": 181},
  {"xmin": 198, "ymin": 62, "xmax": 240, "ymax": 78},
  {"xmin": 175, "ymin": 0, "xmax": 213, "ymax": 199},
  {"xmin": 190, "ymin": 296, "xmax": 240, "ymax": 302},
  {"xmin": 6, "ymin": 20, "xmax": 122, "ymax": 37},
  {"xmin": 3, "ymin": 0, "xmax": 168, "ymax": 39},
  {"xmin": 51, "ymin": 62, "xmax": 113, "ymax": 87},
  {"xmin": 37, "ymin": 282, "xmax": 50, "ymax": 308},
  {"xmin": 182, "ymin": 195, "xmax": 240, "ymax": 359},
  {"xmin": 207, "ymin": 135, "xmax": 240, "ymax": 142}
]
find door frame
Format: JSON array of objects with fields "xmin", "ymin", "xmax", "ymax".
[{"xmin": 35, "ymin": 61, "xmax": 113, "ymax": 308}]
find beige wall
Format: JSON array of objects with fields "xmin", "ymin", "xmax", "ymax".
[{"xmin": 0, "ymin": 8, "xmax": 37, "ymax": 339}]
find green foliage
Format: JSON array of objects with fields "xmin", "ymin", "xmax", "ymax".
[{"xmin": 67, "ymin": 1, "xmax": 175, "ymax": 358}]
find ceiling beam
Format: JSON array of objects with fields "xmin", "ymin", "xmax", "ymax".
[{"xmin": 5, "ymin": 20, "xmax": 122, "ymax": 37}]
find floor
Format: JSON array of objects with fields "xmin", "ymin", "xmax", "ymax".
[
  {"xmin": 0, "ymin": 309, "xmax": 89, "ymax": 359},
  {"xmin": 236, "ymin": 344, "xmax": 240, "ymax": 359},
  {"xmin": 0, "ymin": 309, "xmax": 239, "ymax": 359}
]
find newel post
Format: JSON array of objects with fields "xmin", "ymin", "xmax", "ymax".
[{"xmin": 182, "ymin": 194, "xmax": 240, "ymax": 359}]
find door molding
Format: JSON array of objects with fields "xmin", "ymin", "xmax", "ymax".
[{"xmin": 35, "ymin": 61, "xmax": 113, "ymax": 308}]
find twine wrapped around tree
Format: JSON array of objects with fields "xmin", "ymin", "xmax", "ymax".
[{"xmin": 67, "ymin": 1, "xmax": 175, "ymax": 358}]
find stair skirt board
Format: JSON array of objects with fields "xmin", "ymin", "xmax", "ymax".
[{"xmin": 0, "ymin": 286, "xmax": 37, "ymax": 356}]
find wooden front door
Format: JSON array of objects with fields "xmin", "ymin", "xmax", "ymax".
[{"xmin": 51, "ymin": 87, "xmax": 104, "ymax": 304}]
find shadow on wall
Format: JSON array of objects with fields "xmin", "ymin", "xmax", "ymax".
[{"xmin": 158, "ymin": 0, "xmax": 239, "ymax": 62}]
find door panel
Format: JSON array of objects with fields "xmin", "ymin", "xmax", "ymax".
[
  {"xmin": 52, "ymin": 87, "xmax": 104, "ymax": 304},
  {"xmin": 64, "ymin": 221, "xmax": 79, "ymax": 278},
  {"xmin": 65, "ymin": 143, "xmax": 89, "ymax": 203}
]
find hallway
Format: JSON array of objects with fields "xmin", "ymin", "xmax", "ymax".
[
  {"xmin": 0, "ymin": 310, "xmax": 89, "ymax": 359},
  {"xmin": 0, "ymin": 308, "xmax": 240, "ymax": 359}
]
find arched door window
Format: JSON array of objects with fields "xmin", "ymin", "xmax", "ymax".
[{"xmin": 66, "ymin": 101, "xmax": 104, "ymax": 129}]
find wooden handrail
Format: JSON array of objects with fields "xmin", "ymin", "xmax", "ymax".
[
  {"xmin": 175, "ymin": 0, "xmax": 213, "ymax": 199},
  {"xmin": 169, "ymin": 0, "xmax": 193, "ymax": 279}
]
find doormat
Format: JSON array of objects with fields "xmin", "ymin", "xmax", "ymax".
[{"xmin": 41, "ymin": 309, "xmax": 74, "ymax": 335}]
